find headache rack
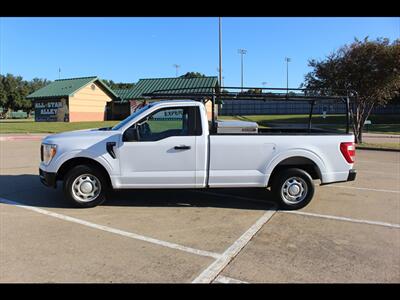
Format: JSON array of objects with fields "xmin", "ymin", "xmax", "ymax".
[{"xmin": 142, "ymin": 86, "xmax": 355, "ymax": 134}]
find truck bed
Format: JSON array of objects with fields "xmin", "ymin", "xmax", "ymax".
[{"xmin": 207, "ymin": 132, "xmax": 354, "ymax": 187}]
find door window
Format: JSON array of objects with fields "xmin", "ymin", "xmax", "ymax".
[{"xmin": 126, "ymin": 106, "xmax": 201, "ymax": 142}]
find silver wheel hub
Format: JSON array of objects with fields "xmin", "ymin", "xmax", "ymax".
[
  {"xmin": 80, "ymin": 182, "xmax": 94, "ymax": 194},
  {"xmin": 281, "ymin": 176, "xmax": 308, "ymax": 204},
  {"xmin": 288, "ymin": 184, "xmax": 301, "ymax": 196},
  {"xmin": 72, "ymin": 174, "xmax": 101, "ymax": 202}
]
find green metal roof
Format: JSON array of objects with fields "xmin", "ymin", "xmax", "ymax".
[
  {"xmin": 114, "ymin": 76, "xmax": 219, "ymax": 102},
  {"xmin": 113, "ymin": 88, "xmax": 135, "ymax": 100},
  {"xmin": 27, "ymin": 76, "xmax": 119, "ymax": 99}
]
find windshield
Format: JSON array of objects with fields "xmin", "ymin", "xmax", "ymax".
[{"xmin": 112, "ymin": 104, "xmax": 153, "ymax": 131}]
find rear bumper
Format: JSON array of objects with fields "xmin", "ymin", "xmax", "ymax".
[
  {"xmin": 39, "ymin": 168, "xmax": 57, "ymax": 188},
  {"xmin": 347, "ymin": 169, "xmax": 357, "ymax": 181},
  {"xmin": 320, "ymin": 169, "xmax": 356, "ymax": 186}
]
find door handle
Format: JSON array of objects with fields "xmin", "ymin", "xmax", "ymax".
[{"xmin": 174, "ymin": 145, "xmax": 191, "ymax": 150}]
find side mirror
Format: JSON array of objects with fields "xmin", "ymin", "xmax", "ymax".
[{"xmin": 123, "ymin": 125, "xmax": 140, "ymax": 142}]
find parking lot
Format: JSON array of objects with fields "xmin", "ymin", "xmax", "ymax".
[{"xmin": 0, "ymin": 139, "xmax": 399, "ymax": 283}]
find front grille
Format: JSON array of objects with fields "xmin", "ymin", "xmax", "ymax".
[{"xmin": 40, "ymin": 144, "xmax": 44, "ymax": 161}]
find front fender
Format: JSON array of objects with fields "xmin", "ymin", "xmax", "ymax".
[{"xmin": 49, "ymin": 149, "xmax": 113, "ymax": 176}]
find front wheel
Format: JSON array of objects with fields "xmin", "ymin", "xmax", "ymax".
[
  {"xmin": 271, "ymin": 168, "xmax": 315, "ymax": 210},
  {"xmin": 63, "ymin": 165, "xmax": 108, "ymax": 208}
]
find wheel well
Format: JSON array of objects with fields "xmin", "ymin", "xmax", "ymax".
[
  {"xmin": 268, "ymin": 156, "xmax": 321, "ymax": 186},
  {"xmin": 56, "ymin": 157, "xmax": 112, "ymax": 186}
]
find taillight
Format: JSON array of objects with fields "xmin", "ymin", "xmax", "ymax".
[{"xmin": 340, "ymin": 142, "xmax": 355, "ymax": 163}]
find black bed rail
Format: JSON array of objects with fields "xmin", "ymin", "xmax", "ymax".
[{"xmin": 142, "ymin": 86, "xmax": 355, "ymax": 134}]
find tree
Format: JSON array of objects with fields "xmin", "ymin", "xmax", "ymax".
[
  {"xmin": 29, "ymin": 78, "xmax": 51, "ymax": 94},
  {"xmin": 303, "ymin": 37, "xmax": 400, "ymax": 143},
  {"xmin": 240, "ymin": 88, "xmax": 263, "ymax": 94},
  {"xmin": 0, "ymin": 74, "xmax": 50, "ymax": 113},
  {"xmin": 0, "ymin": 74, "xmax": 30, "ymax": 112},
  {"xmin": 0, "ymin": 76, "xmax": 6, "ymax": 109},
  {"xmin": 26, "ymin": 78, "xmax": 52, "ymax": 112},
  {"xmin": 179, "ymin": 72, "xmax": 206, "ymax": 79},
  {"xmin": 103, "ymin": 79, "xmax": 134, "ymax": 90}
]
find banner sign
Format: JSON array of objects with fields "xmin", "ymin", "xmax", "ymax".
[
  {"xmin": 151, "ymin": 109, "xmax": 183, "ymax": 121},
  {"xmin": 34, "ymin": 98, "xmax": 69, "ymax": 122}
]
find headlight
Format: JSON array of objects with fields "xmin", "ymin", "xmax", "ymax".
[{"xmin": 41, "ymin": 144, "xmax": 57, "ymax": 165}]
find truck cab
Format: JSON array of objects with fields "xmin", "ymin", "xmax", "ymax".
[{"xmin": 39, "ymin": 100, "xmax": 356, "ymax": 209}]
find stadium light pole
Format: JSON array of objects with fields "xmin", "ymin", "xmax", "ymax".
[
  {"xmin": 285, "ymin": 57, "xmax": 291, "ymax": 92},
  {"xmin": 173, "ymin": 64, "xmax": 180, "ymax": 77},
  {"xmin": 217, "ymin": 68, "xmax": 225, "ymax": 87},
  {"xmin": 238, "ymin": 49, "xmax": 247, "ymax": 91}
]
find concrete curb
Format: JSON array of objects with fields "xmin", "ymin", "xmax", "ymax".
[
  {"xmin": 0, "ymin": 134, "xmax": 47, "ymax": 141},
  {"xmin": 356, "ymin": 146, "xmax": 400, "ymax": 153}
]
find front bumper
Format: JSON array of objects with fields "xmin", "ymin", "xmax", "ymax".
[{"xmin": 39, "ymin": 168, "xmax": 57, "ymax": 188}]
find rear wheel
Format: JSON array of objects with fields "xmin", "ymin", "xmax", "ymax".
[
  {"xmin": 63, "ymin": 165, "xmax": 108, "ymax": 208},
  {"xmin": 271, "ymin": 168, "xmax": 315, "ymax": 210}
]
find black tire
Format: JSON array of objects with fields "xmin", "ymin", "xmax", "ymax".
[
  {"xmin": 63, "ymin": 165, "xmax": 108, "ymax": 208},
  {"xmin": 271, "ymin": 168, "xmax": 315, "ymax": 210}
]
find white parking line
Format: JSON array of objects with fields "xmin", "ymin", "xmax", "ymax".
[
  {"xmin": 325, "ymin": 185, "xmax": 400, "ymax": 194},
  {"xmin": 3, "ymin": 186, "xmax": 397, "ymax": 284},
  {"xmin": 281, "ymin": 210, "xmax": 400, "ymax": 229},
  {"xmin": 213, "ymin": 275, "xmax": 248, "ymax": 284},
  {"xmin": 192, "ymin": 208, "xmax": 277, "ymax": 283},
  {"xmin": 196, "ymin": 190, "xmax": 400, "ymax": 229},
  {"xmin": 0, "ymin": 197, "xmax": 221, "ymax": 259}
]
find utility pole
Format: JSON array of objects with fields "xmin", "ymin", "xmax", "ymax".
[
  {"xmin": 238, "ymin": 49, "xmax": 247, "ymax": 91},
  {"xmin": 285, "ymin": 57, "xmax": 291, "ymax": 92},
  {"xmin": 173, "ymin": 64, "xmax": 180, "ymax": 77},
  {"xmin": 218, "ymin": 17, "xmax": 223, "ymax": 88}
]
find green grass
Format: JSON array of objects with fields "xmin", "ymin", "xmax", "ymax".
[
  {"xmin": 357, "ymin": 142, "xmax": 400, "ymax": 150},
  {"xmin": 0, "ymin": 119, "xmax": 119, "ymax": 133},
  {"xmin": 219, "ymin": 114, "xmax": 400, "ymax": 134},
  {"xmin": 219, "ymin": 114, "xmax": 345, "ymax": 124},
  {"xmin": 0, "ymin": 119, "xmax": 182, "ymax": 134},
  {"xmin": 362, "ymin": 124, "xmax": 400, "ymax": 135},
  {"xmin": 0, "ymin": 114, "xmax": 399, "ymax": 134},
  {"xmin": 148, "ymin": 120, "xmax": 181, "ymax": 133}
]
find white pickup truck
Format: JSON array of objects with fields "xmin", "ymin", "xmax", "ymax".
[{"xmin": 39, "ymin": 100, "xmax": 356, "ymax": 209}]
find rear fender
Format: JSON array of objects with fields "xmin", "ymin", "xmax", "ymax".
[{"xmin": 264, "ymin": 149, "xmax": 326, "ymax": 186}]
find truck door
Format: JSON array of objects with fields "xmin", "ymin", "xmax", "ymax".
[{"xmin": 117, "ymin": 106, "xmax": 202, "ymax": 188}]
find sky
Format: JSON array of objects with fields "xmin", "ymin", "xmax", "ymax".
[{"xmin": 1, "ymin": 17, "xmax": 399, "ymax": 88}]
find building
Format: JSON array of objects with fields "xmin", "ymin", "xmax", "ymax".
[
  {"xmin": 27, "ymin": 76, "xmax": 119, "ymax": 122},
  {"xmin": 111, "ymin": 76, "xmax": 219, "ymax": 121}
]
